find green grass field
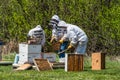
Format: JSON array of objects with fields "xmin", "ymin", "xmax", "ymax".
[{"xmin": 0, "ymin": 54, "xmax": 120, "ymax": 80}]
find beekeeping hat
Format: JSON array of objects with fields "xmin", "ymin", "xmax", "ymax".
[
  {"xmin": 36, "ymin": 25, "xmax": 41, "ymax": 28},
  {"xmin": 36, "ymin": 25, "xmax": 43, "ymax": 30},
  {"xmin": 57, "ymin": 20, "xmax": 67, "ymax": 28},
  {"xmin": 48, "ymin": 15, "xmax": 60, "ymax": 29},
  {"xmin": 51, "ymin": 15, "xmax": 60, "ymax": 22},
  {"xmin": 50, "ymin": 15, "xmax": 60, "ymax": 24}
]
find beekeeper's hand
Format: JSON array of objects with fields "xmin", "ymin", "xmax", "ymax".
[
  {"xmin": 59, "ymin": 39, "xmax": 64, "ymax": 43},
  {"xmin": 67, "ymin": 44, "xmax": 73, "ymax": 50}
]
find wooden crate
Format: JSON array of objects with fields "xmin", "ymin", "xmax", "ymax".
[
  {"xmin": 92, "ymin": 52, "xmax": 105, "ymax": 70},
  {"xmin": 65, "ymin": 54, "xmax": 84, "ymax": 71}
]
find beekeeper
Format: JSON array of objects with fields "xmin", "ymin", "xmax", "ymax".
[
  {"xmin": 48, "ymin": 15, "xmax": 69, "ymax": 62},
  {"xmin": 13, "ymin": 25, "xmax": 45, "ymax": 65},
  {"xmin": 58, "ymin": 21, "xmax": 88, "ymax": 54},
  {"xmin": 27, "ymin": 25, "xmax": 45, "ymax": 47},
  {"xmin": 48, "ymin": 15, "xmax": 60, "ymax": 41}
]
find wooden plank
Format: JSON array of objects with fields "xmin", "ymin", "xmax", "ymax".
[
  {"xmin": 52, "ymin": 62, "xmax": 64, "ymax": 69},
  {"xmin": 33, "ymin": 58, "xmax": 53, "ymax": 71},
  {"xmin": 68, "ymin": 54, "xmax": 74, "ymax": 71},
  {"xmin": 15, "ymin": 63, "xmax": 32, "ymax": 71},
  {"xmin": 79, "ymin": 55, "xmax": 84, "ymax": 71},
  {"xmin": 74, "ymin": 54, "xmax": 78, "ymax": 71},
  {"xmin": 51, "ymin": 62, "xmax": 65, "ymax": 65},
  {"xmin": 101, "ymin": 53, "xmax": 105, "ymax": 69}
]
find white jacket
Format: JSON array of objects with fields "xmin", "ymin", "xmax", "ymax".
[
  {"xmin": 51, "ymin": 20, "xmax": 68, "ymax": 41},
  {"xmin": 62, "ymin": 24, "xmax": 88, "ymax": 45},
  {"xmin": 28, "ymin": 25, "xmax": 45, "ymax": 46},
  {"xmin": 52, "ymin": 27, "xmax": 67, "ymax": 41}
]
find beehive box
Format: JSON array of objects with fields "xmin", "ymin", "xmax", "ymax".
[
  {"xmin": 43, "ymin": 53, "xmax": 56, "ymax": 62},
  {"xmin": 65, "ymin": 54, "xmax": 84, "ymax": 71},
  {"xmin": 19, "ymin": 43, "xmax": 41, "ymax": 53},
  {"xmin": 92, "ymin": 52, "xmax": 105, "ymax": 70},
  {"xmin": 18, "ymin": 43, "xmax": 42, "ymax": 64},
  {"xmin": 18, "ymin": 53, "xmax": 41, "ymax": 64}
]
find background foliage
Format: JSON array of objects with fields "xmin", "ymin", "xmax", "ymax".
[{"xmin": 0, "ymin": 0, "xmax": 120, "ymax": 55}]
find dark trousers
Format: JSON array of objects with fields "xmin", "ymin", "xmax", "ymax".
[{"xmin": 59, "ymin": 41, "xmax": 69, "ymax": 58}]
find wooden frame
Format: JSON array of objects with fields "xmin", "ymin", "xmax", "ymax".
[{"xmin": 33, "ymin": 58, "xmax": 53, "ymax": 71}]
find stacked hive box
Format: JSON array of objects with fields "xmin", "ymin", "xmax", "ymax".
[
  {"xmin": 18, "ymin": 44, "xmax": 41, "ymax": 64},
  {"xmin": 43, "ymin": 53, "xmax": 56, "ymax": 62}
]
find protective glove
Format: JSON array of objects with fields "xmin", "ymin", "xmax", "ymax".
[
  {"xmin": 59, "ymin": 39, "xmax": 64, "ymax": 43},
  {"xmin": 67, "ymin": 44, "xmax": 73, "ymax": 50}
]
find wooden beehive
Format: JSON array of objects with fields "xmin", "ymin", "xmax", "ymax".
[
  {"xmin": 92, "ymin": 52, "xmax": 105, "ymax": 70},
  {"xmin": 65, "ymin": 54, "xmax": 84, "ymax": 71}
]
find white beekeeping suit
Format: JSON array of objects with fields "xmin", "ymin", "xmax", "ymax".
[
  {"xmin": 51, "ymin": 28, "xmax": 58, "ymax": 40},
  {"xmin": 28, "ymin": 25, "xmax": 45, "ymax": 46},
  {"xmin": 58, "ymin": 21, "xmax": 88, "ymax": 54},
  {"xmin": 49, "ymin": 15, "xmax": 65, "ymax": 41},
  {"xmin": 51, "ymin": 22, "xmax": 67, "ymax": 41},
  {"xmin": 57, "ymin": 24, "xmax": 68, "ymax": 40}
]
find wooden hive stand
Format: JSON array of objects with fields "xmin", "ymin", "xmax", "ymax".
[{"xmin": 92, "ymin": 52, "xmax": 105, "ymax": 70}]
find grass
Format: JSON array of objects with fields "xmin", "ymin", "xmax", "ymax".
[{"xmin": 0, "ymin": 54, "xmax": 120, "ymax": 80}]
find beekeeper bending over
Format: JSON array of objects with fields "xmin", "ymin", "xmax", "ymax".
[
  {"xmin": 58, "ymin": 21, "xmax": 88, "ymax": 54},
  {"xmin": 27, "ymin": 25, "xmax": 45, "ymax": 47}
]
